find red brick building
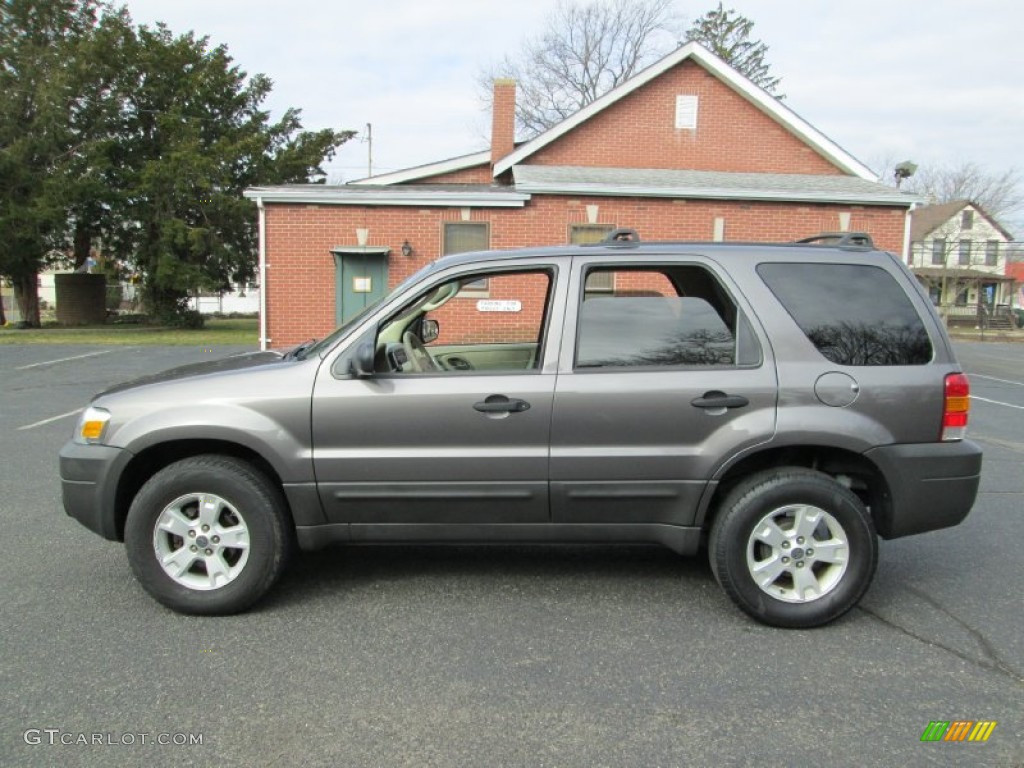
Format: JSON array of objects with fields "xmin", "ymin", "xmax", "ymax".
[{"xmin": 245, "ymin": 42, "xmax": 918, "ymax": 349}]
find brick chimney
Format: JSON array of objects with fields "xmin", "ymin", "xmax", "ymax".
[{"xmin": 491, "ymin": 79, "xmax": 516, "ymax": 170}]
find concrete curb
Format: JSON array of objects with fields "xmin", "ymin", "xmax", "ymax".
[{"xmin": 948, "ymin": 329, "xmax": 1024, "ymax": 342}]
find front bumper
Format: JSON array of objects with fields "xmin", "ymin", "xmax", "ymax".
[
  {"xmin": 59, "ymin": 441, "xmax": 132, "ymax": 541},
  {"xmin": 864, "ymin": 439, "xmax": 983, "ymax": 539}
]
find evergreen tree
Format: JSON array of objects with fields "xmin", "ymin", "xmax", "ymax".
[
  {"xmin": 0, "ymin": 0, "xmax": 102, "ymax": 325},
  {"xmin": 0, "ymin": 1, "xmax": 353, "ymax": 326},
  {"xmin": 108, "ymin": 22, "xmax": 352, "ymax": 324},
  {"xmin": 685, "ymin": 2, "xmax": 783, "ymax": 96}
]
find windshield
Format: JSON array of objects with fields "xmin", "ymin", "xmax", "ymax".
[{"xmin": 297, "ymin": 263, "xmax": 435, "ymax": 359}]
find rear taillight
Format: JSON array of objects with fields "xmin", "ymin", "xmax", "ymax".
[{"xmin": 942, "ymin": 373, "xmax": 971, "ymax": 441}]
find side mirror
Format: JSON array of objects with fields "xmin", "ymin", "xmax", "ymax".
[
  {"xmin": 350, "ymin": 342, "xmax": 376, "ymax": 377},
  {"xmin": 421, "ymin": 318, "xmax": 439, "ymax": 344}
]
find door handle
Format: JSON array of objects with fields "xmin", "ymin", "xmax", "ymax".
[
  {"xmin": 473, "ymin": 395, "xmax": 531, "ymax": 413},
  {"xmin": 691, "ymin": 391, "xmax": 749, "ymax": 409}
]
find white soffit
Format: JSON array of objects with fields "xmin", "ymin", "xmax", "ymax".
[{"xmin": 243, "ymin": 186, "xmax": 529, "ymax": 207}]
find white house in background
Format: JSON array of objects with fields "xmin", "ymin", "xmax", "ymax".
[
  {"xmin": 907, "ymin": 200, "xmax": 1016, "ymax": 324},
  {"xmin": 188, "ymin": 282, "xmax": 260, "ymax": 315}
]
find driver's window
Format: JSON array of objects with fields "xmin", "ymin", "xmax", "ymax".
[{"xmin": 375, "ymin": 269, "xmax": 553, "ymax": 374}]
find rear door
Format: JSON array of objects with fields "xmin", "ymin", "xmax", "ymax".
[{"xmin": 550, "ymin": 255, "xmax": 778, "ymax": 526}]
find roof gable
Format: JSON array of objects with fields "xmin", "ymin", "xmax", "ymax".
[
  {"xmin": 521, "ymin": 58, "xmax": 843, "ymax": 176},
  {"xmin": 910, "ymin": 199, "xmax": 1015, "ymax": 241},
  {"xmin": 909, "ymin": 200, "xmax": 968, "ymax": 240},
  {"xmin": 494, "ymin": 41, "xmax": 877, "ymax": 180}
]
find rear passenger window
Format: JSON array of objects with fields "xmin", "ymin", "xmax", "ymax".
[
  {"xmin": 757, "ymin": 263, "xmax": 932, "ymax": 365},
  {"xmin": 575, "ymin": 266, "xmax": 761, "ymax": 369}
]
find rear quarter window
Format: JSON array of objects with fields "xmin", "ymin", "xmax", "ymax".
[{"xmin": 757, "ymin": 263, "xmax": 932, "ymax": 366}]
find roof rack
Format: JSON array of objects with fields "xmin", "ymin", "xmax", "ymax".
[
  {"xmin": 795, "ymin": 232, "xmax": 875, "ymax": 248},
  {"xmin": 582, "ymin": 228, "xmax": 875, "ymax": 249}
]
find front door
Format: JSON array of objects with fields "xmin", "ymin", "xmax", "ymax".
[
  {"xmin": 549, "ymin": 258, "xmax": 777, "ymax": 526},
  {"xmin": 333, "ymin": 247, "xmax": 389, "ymax": 324},
  {"xmin": 312, "ymin": 263, "xmax": 564, "ymax": 527}
]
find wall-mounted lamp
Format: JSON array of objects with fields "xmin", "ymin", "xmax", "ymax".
[{"xmin": 401, "ymin": 240, "xmax": 413, "ymax": 258}]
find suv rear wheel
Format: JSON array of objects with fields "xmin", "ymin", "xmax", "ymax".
[
  {"xmin": 124, "ymin": 455, "xmax": 292, "ymax": 615},
  {"xmin": 709, "ymin": 468, "xmax": 877, "ymax": 628}
]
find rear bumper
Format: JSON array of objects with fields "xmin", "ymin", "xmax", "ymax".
[
  {"xmin": 59, "ymin": 441, "xmax": 132, "ymax": 541},
  {"xmin": 865, "ymin": 439, "xmax": 982, "ymax": 538}
]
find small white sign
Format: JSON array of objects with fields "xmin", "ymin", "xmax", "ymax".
[
  {"xmin": 477, "ymin": 300, "xmax": 522, "ymax": 313},
  {"xmin": 352, "ymin": 277, "xmax": 372, "ymax": 293}
]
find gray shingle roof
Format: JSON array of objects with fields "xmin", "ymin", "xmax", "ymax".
[
  {"xmin": 909, "ymin": 200, "xmax": 1015, "ymax": 241},
  {"xmin": 512, "ymin": 166, "xmax": 920, "ymax": 206}
]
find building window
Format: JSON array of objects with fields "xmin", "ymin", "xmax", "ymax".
[
  {"xmin": 931, "ymin": 238, "xmax": 946, "ymax": 265},
  {"xmin": 985, "ymin": 240, "xmax": 1000, "ymax": 267},
  {"xmin": 443, "ymin": 222, "xmax": 490, "ymax": 293},
  {"xmin": 961, "ymin": 210, "xmax": 974, "ymax": 230},
  {"xmin": 570, "ymin": 224, "xmax": 614, "ymax": 244},
  {"xmin": 571, "ymin": 224, "xmax": 615, "ymax": 291},
  {"xmin": 958, "ymin": 240, "xmax": 972, "ymax": 266}
]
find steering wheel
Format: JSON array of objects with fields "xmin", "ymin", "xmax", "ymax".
[{"xmin": 401, "ymin": 331, "xmax": 440, "ymax": 373}]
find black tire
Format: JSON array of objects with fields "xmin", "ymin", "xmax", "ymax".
[
  {"xmin": 124, "ymin": 455, "xmax": 292, "ymax": 615},
  {"xmin": 709, "ymin": 468, "xmax": 877, "ymax": 628}
]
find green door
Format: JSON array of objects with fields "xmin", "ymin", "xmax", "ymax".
[{"xmin": 332, "ymin": 247, "xmax": 389, "ymax": 324}]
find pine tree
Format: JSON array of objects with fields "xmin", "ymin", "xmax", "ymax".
[{"xmin": 685, "ymin": 2, "xmax": 783, "ymax": 96}]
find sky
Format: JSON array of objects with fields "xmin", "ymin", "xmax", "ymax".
[{"xmin": 118, "ymin": 0, "xmax": 1024, "ymax": 227}]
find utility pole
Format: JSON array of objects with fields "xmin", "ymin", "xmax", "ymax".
[{"xmin": 366, "ymin": 122, "xmax": 373, "ymax": 178}]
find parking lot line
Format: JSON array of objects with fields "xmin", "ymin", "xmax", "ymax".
[
  {"xmin": 970, "ymin": 373, "xmax": 1024, "ymax": 387},
  {"xmin": 971, "ymin": 395, "xmax": 1024, "ymax": 411},
  {"xmin": 17, "ymin": 408, "xmax": 83, "ymax": 431},
  {"xmin": 15, "ymin": 349, "xmax": 115, "ymax": 370}
]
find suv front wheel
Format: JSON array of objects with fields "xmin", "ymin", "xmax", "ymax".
[
  {"xmin": 124, "ymin": 455, "xmax": 292, "ymax": 614},
  {"xmin": 709, "ymin": 468, "xmax": 877, "ymax": 628}
]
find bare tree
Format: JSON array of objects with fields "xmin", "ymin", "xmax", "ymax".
[
  {"xmin": 479, "ymin": 0, "xmax": 682, "ymax": 137},
  {"xmin": 874, "ymin": 157, "xmax": 1023, "ymax": 225},
  {"xmin": 684, "ymin": 2, "xmax": 782, "ymax": 96},
  {"xmin": 909, "ymin": 162, "xmax": 1023, "ymax": 224}
]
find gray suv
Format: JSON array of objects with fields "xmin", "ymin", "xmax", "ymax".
[{"xmin": 59, "ymin": 231, "xmax": 982, "ymax": 627}]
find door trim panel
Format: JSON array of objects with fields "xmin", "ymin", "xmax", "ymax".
[
  {"xmin": 324, "ymin": 481, "xmax": 546, "ymax": 523},
  {"xmin": 551, "ymin": 480, "xmax": 707, "ymax": 525}
]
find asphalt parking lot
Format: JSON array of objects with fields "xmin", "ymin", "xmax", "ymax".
[{"xmin": 0, "ymin": 341, "xmax": 1021, "ymax": 767}]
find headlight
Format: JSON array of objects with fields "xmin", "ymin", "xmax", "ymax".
[{"xmin": 74, "ymin": 406, "xmax": 111, "ymax": 445}]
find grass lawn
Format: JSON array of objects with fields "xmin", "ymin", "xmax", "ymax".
[{"xmin": 0, "ymin": 317, "xmax": 259, "ymax": 346}]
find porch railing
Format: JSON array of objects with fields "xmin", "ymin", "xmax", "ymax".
[{"xmin": 935, "ymin": 302, "xmax": 1018, "ymax": 330}]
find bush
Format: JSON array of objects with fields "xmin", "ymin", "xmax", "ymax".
[
  {"xmin": 149, "ymin": 306, "xmax": 205, "ymax": 329},
  {"xmin": 172, "ymin": 309, "xmax": 205, "ymax": 329}
]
